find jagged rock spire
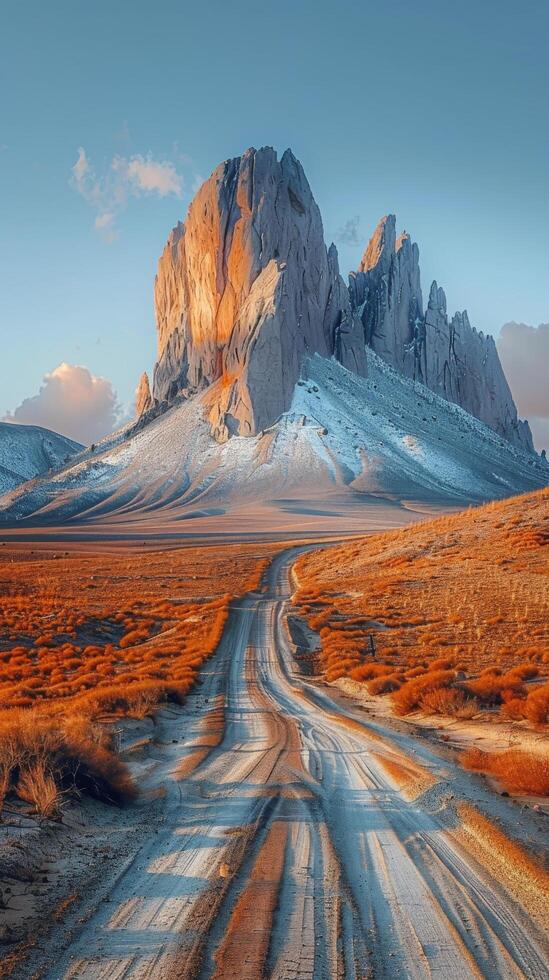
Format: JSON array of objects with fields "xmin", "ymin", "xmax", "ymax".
[
  {"xmin": 349, "ymin": 215, "xmax": 423, "ymax": 376},
  {"xmin": 135, "ymin": 372, "xmax": 153, "ymax": 417},
  {"xmin": 423, "ymin": 292, "xmax": 534, "ymax": 452},
  {"xmin": 348, "ymin": 211, "xmax": 534, "ymax": 453}
]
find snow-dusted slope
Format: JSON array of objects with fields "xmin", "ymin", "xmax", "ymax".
[
  {"xmin": 0, "ymin": 351, "xmax": 546, "ymax": 526},
  {"xmin": 0, "ymin": 422, "xmax": 83, "ymax": 495}
]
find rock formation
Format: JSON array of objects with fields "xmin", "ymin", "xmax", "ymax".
[
  {"xmin": 135, "ymin": 371, "xmax": 153, "ymax": 417},
  {"xmin": 349, "ymin": 215, "xmax": 424, "ymax": 378},
  {"xmin": 349, "ymin": 216, "xmax": 534, "ymax": 452},
  {"xmin": 422, "ymin": 282, "xmax": 533, "ymax": 451},
  {"xmin": 151, "ymin": 146, "xmax": 366, "ymax": 441},
  {"xmin": 140, "ymin": 151, "xmax": 533, "ymax": 453}
]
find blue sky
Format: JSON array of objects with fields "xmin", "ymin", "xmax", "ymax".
[{"xmin": 1, "ymin": 0, "xmax": 548, "ymax": 445}]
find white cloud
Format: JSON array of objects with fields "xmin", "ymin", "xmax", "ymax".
[
  {"xmin": 3, "ymin": 363, "xmax": 124, "ymax": 446},
  {"xmin": 71, "ymin": 146, "xmax": 184, "ymax": 240},
  {"xmin": 124, "ymin": 155, "xmax": 182, "ymax": 196},
  {"xmin": 497, "ymin": 321, "xmax": 549, "ymax": 452}
]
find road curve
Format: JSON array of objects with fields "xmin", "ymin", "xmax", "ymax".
[{"xmin": 45, "ymin": 548, "xmax": 547, "ymax": 979}]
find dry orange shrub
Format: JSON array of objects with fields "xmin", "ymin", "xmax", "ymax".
[
  {"xmin": 461, "ymin": 747, "xmax": 549, "ymax": 796},
  {"xmin": 0, "ymin": 540, "xmax": 284, "ymax": 811},
  {"xmin": 0, "ymin": 541, "xmax": 276, "ymax": 716},
  {"xmin": 294, "ymin": 488, "xmax": 549, "ymax": 722}
]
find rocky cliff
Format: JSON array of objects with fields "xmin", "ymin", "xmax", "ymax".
[
  {"xmin": 142, "ymin": 151, "xmax": 532, "ymax": 453},
  {"xmin": 349, "ymin": 216, "xmax": 534, "ymax": 452},
  {"xmin": 421, "ymin": 282, "xmax": 533, "ymax": 450},
  {"xmin": 151, "ymin": 146, "xmax": 365, "ymax": 440},
  {"xmin": 348, "ymin": 215, "xmax": 424, "ymax": 378}
]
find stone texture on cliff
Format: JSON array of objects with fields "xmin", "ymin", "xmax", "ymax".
[
  {"xmin": 135, "ymin": 372, "xmax": 153, "ymax": 417},
  {"xmin": 152, "ymin": 146, "xmax": 366, "ymax": 440},
  {"xmin": 349, "ymin": 215, "xmax": 424, "ymax": 378},
  {"xmin": 350, "ymin": 217, "xmax": 534, "ymax": 452},
  {"xmin": 422, "ymin": 282, "xmax": 533, "ymax": 451}
]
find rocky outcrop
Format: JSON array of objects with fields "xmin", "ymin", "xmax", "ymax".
[
  {"xmin": 135, "ymin": 372, "xmax": 153, "ymax": 417},
  {"xmin": 422, "ymin": 282, "xmax": 534, "ymax": 452},
  {"xmin": 350, "ymin": 216, "xmax": 534, "ymax": 452},
  {"xmin": 141, "ymin": 152, "xmax": 532, "ymax": 453},
  {"xmin": 151, "ymin": 146, "xmax": 366, "ymax": 440},
  {"xmin": 349, "ymin": 215, "xmax": 424, "ymax": 379}
]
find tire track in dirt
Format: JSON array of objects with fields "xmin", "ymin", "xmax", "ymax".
[{"xmin": 24, "ymin": 546, "xmax": 549, "ymax": 980}]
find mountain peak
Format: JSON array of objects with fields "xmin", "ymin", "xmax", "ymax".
[
  {"xmin": 358, "ymin": 214, "xmax": 396, "ymax": 273},
  {"xmin": 151, "ymin": 145, "xmax": 365, "ymax": 441}
]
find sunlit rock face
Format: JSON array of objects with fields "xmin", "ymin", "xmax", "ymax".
[
  {"xmin": 152, "ymin": 146, "xmax": 366, "ymax": 441},
  {"xmin": 350, "ymin": 216, "xmax": 534, "ymax": 453},
  {"xmin": 135, "ymin": 371, "xmax": 153, "ymax": 417}
]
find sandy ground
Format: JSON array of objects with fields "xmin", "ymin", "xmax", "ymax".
[
  {"xmin": 0, "ymin": 493, "xmax": 448, "ymax": 547},
  {"xmin": 2, "ymin": 546, "xmax": 548, "ymax": 978}
]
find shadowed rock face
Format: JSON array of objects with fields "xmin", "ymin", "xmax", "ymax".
[
  {"xmin": 350, "ymin": 216, "xmax": 534, "ymax": 453},
  {"xmin": 152, "ymin": 146, "xmax": 365, "ymax": 441},
  {"xmin": 349, "ymin": 215, "xmax": 424, "ymax": 378},
  {"xmin": 422, "ymin": 283, "xmax": 534, "ymax": 451}
]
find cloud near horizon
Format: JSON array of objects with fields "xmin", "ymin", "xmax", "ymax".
[
  {"xmin": 497, "ymin": 321, "xmax": 549, "ymax": 452},
  {"xmin": 72, "ymin": 147, "xmax": 183, "ymax": 240},
  {"xmin": 3, "ymin": 363, "xmax": 125, "ymax": 446}
]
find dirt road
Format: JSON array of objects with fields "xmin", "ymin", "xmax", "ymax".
[{"xmin": 35, "ymin": 548, "xmax": 547, "ymax": 979}]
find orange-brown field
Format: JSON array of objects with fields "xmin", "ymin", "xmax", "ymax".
[
  {"xmin": 293, "ymin": 488, "xmax": 549, "ymax": 739},
  {"xmin": 0, "ymin": 540, "xmax": 283, "ymax": 810},
  {"xmin": 0, "ymin": 542, "xmax": 280, "ymax": 713}
]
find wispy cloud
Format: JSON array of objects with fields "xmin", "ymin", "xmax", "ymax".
[
  {"xmin": 71, "ymin": 147, "xmax": 184, "ymax": 241},
  {"xmin": 334, "ymin": 215, "xmax": 361, "ymax": 246},
  {"xmin": 113, "ymin": 153, "xmax": 183, "ymax": 197}
]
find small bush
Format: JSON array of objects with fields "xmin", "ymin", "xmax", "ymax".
[
  {"xmin": 420, "ymin": 687, "xmax": 476, "ymax": 717},
  {"xmin": 506, "ymin": 664, "xmax": 539, "ymax": 681},
  {"xmin": 17, "ymin": 762, "xmax": 62, "ymax": 819},
  {"xmin": 461, "ymin": 747, "xmax": 549, "ymax": 796},
  {"xmin": 0, "ymin": 709, "xmax": 137, "ymax": 813},
  {"xmin": 367, "ymin": 674, "xmax": 402, "ymax": 695},
  {"xmin": 392, "ymin": 670, "xmax": 456, "ymax": 715},
  {"xmin": 349, "ymin": 662, "xmax": 395, "ymax": 682}
]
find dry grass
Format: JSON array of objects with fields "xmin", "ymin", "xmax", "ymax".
[
  {"xmin": 0, "ymin": 709, "xmax": 137, "ymax": 811},
  {"xmin": 461, "ymin": 747, "xmax": 549, "ymax": 796},
  {"xmin": 0, "ymin": 540, "xmax": 282, "ymax": 814},
  {"xmin": 0, "ymin": 541, "xmax": 276, "ymax": 714},
  {"xmin": 420, "ymin": 686, "xmax": 478, "ymax": 718},
  {"xmin": 392, "ymin": 669, "xmax": 457, "ymax": 715},
  {"xmin": 17, "ymin": 762, "xmax": 63, "ymax": 820},
  {"xmin": 293, "ymin": 488, "xmax": 548, "ymax": 724}
]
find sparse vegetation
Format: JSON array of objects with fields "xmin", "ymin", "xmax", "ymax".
[
  {"xmin": 461, "ymin": 747, "xmax": 549, "ymax": 796},
  {"xmin": 0, "ymin": 540, "xmax": 280, "ymax": 815},
  {"xmin": 293, "ymin": 488, "xmax": 549, "ymax": 725}
]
